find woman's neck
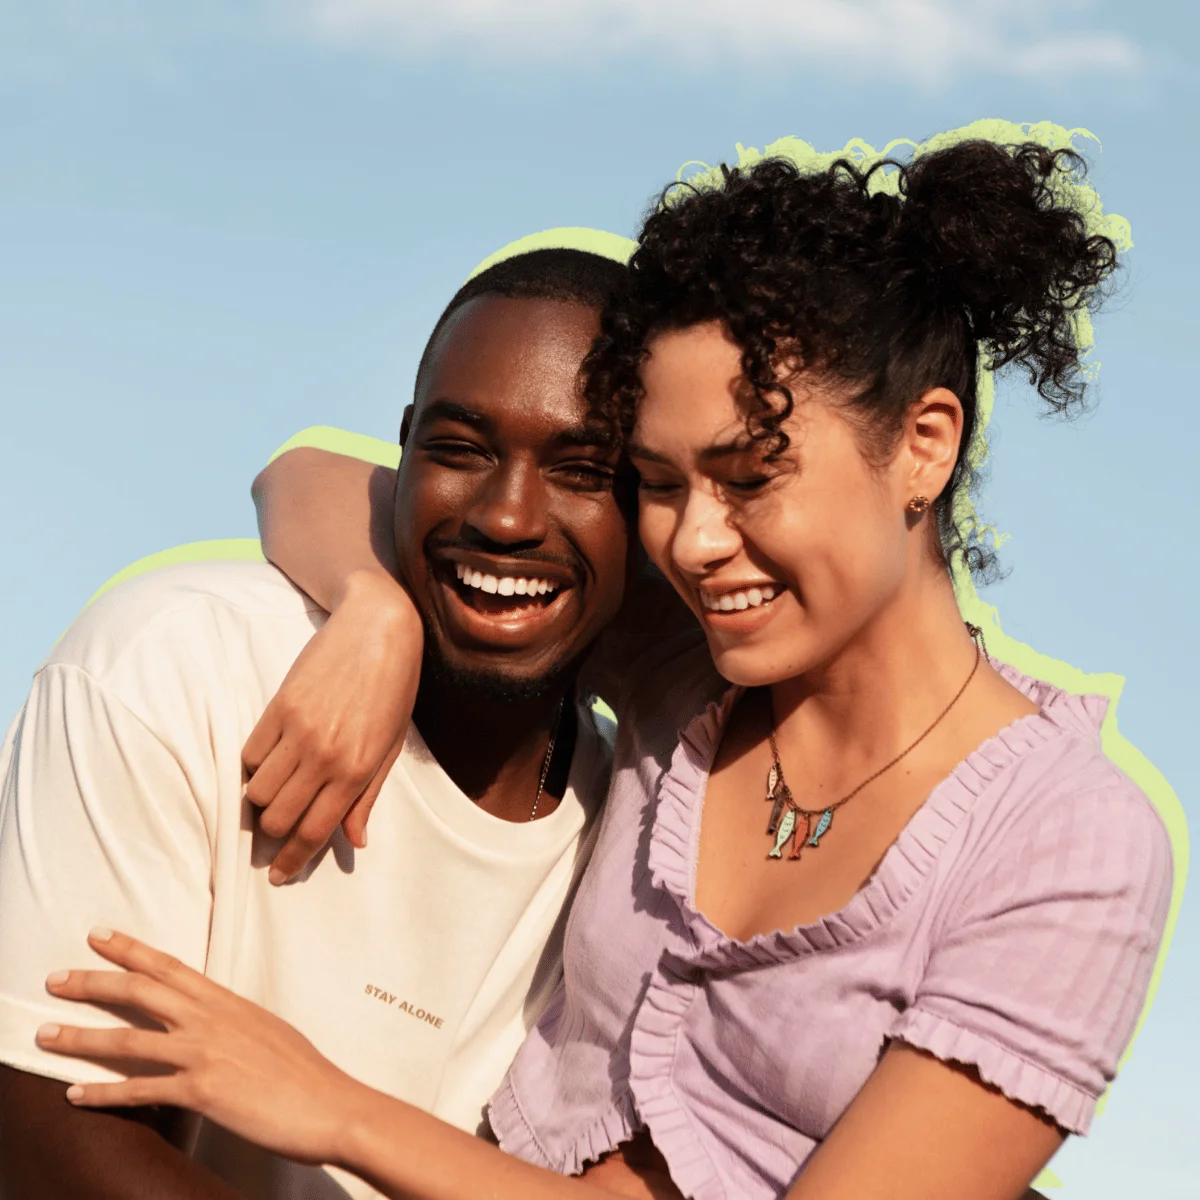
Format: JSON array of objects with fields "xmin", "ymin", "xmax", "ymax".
[{"xmin": 769, "ymin": 569, "xmax": 979, "ymax": 774}]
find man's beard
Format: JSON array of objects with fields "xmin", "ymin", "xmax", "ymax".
[{"xmin": 420, "ymin": 639, "xmax": 576, "ymax": 705}]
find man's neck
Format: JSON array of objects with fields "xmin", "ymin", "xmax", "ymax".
[{"xmin": 412, "ymin": 672, "xmax": 574, "ymax": 823}]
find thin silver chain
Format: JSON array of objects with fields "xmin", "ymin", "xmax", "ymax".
[{"xmin": 529, "ymin": 698, "xmax": 566, "ymax": 822}]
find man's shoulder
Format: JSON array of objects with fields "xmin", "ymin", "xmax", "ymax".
[{"xmin": 46, "ymin": 560, "xmax": 324, "ymax": 684}]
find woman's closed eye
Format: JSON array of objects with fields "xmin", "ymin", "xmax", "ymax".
[
  {"xmin": 636, "ymin": 474, "xmax": 684, "ymax": 497},
  {"xmin": 722, "ymin": 475, "xmax": 772, "ymax": 496}
]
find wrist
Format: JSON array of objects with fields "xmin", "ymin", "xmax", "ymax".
[
  {"xmin": 329, "ymin": 1078, "xmax": 416, "ymax": 1185},
  {"xmin": 333, "ymin": 568, "xmax": 419, "ymax": 628}
]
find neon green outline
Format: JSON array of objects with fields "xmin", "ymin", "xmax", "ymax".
[
  {"xmin": 76, "ymin": 129, "xmax": 1183, "ymax": 1194},
  {"xmin": 465, "ymin": 227, "xmax": 636, "ymax": 281}
]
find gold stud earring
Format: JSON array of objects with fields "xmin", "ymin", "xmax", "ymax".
[{"xmin": 906, "ymin": 495, "xmax": 930, "ymax": 515}]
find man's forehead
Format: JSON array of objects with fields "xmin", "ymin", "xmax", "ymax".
[
  {"xmin": 424, "ymin": 294, "xmax": 598, "ymax": 377},
  {"xmin": 412, "ymin": 395, "xmax": 618, "ymax": 452}
]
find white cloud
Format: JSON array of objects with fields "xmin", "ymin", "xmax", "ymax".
[{"xmin": 295, "ymin": 0, "xmax": 1142, "ymax": 80}]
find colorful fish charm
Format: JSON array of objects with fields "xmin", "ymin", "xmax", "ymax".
[
  {"xmin": 766, "ymin": 764, "xmax": 789, "ymax": 834},
  {"xmin": 807, "ymin": 808, "xmax": 833, "ymax": 847},
  {"xmin": 788, "ymin": 811, "xmax": 809, "ymax": 860},
  {"xmin": 768, "ymin": 807, "xmax": 797, "ymax": 858}
]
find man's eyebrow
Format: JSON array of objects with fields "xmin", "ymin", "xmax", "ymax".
[
  {"xmin": 551, "ymin": 424, "xmax": 621, "ymax": 452},
  {"xmin": 413, "ymin": 399, "xmax": 493, "ymax": 433}
]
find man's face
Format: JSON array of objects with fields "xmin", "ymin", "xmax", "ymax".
[{"xmin": 394, "ymin": 295, "xmax": 629, "ymax": 697}]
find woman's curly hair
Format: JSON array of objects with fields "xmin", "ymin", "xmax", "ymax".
[{"xmin": 583, "ymin": 140, "xmax": 1120, "ymax": 578}]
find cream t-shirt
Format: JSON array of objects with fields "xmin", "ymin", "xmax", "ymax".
[{"xmin": 0, "ymin": 560, "xmax": 611, "ymax": 1200}]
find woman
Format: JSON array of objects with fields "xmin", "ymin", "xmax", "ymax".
[{"xmin": 38, "ymin": 140, "xmax": 1170, "ymax": 1200}]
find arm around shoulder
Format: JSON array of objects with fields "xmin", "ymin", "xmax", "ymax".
[{"xmin": 253, "ymin": 446, "xmax": 400, "ymax": 611}]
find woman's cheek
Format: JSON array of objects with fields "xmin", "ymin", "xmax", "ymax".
[{"xmin": 637, "ymin": 503, "xmax": 676, "ymax": 577}]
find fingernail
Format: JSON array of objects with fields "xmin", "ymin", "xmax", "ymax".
[
  {"xmin": 357, "ymin": 830, "xmax": 368, "ymax": 848},
  {"xmin": 65, "ymin": 1084, "xmax": 84, "ymax": 1102},
  {"xmin": 45, "ymin": 971, "xmax": 69, "ymax": 987},
  {"xmin": 37, "ymin": 1023, "xmax": 61, "ymax": 1041},
  {"xmin": 89, "ymin": 926, "xmax": 113, "ymax": 942},
  {"xmin": 268, "ymin": 868, "xmax": 287, "ymax": 886}
]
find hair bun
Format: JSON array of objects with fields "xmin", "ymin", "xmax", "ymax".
[{"xmin": 891, "ymin": 140, "xmax": 1118, "ymax": 409}]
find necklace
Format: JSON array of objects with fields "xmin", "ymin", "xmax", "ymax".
[
  {"xmin": 765, "ymin": 624, "xmax": 986, "ymax": 860},
  {"xmin": 529, "ymin": 698, "xmax": 566, "ymax": 822}
]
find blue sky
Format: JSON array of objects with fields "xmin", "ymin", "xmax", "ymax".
[{"xmin": 1, "ymin": 3, "xmax": 1196, "ymax": 1195}]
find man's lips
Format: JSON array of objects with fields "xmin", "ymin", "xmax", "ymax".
[{"xmin": 429, "ymin": 554, "xmax": 580, "ymax": 649}]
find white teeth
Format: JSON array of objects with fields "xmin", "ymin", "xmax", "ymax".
[
  {"xmin": 702, "ymin": 584, "xmax": 781, "ymax": 613},
  {"xmin": 453, "ymin": 565, "xmax": 560, "ymax": 599}
]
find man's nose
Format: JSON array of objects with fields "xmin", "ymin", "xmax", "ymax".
[
  {"xmin": 670, "ymin": 487, "xmax": 741, "ymax": 577},
  {"xmin": 462, "ymin": 461, "xmax": 550, "ymax": 548}
]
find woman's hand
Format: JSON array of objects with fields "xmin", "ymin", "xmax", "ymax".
[
  {"xmin": 242, "ymin": 569, "xmax": 424, "ymax": 883},
  {"xmin": 38, "ymin": 929, "xmax": 369, "ymax": 1166}
]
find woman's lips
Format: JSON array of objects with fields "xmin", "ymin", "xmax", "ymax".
[
  {"xmin": 697, "ymin": 582, "xmax": 785, "ymax": 636},
  {"xmin": 698, "ymin": 583, "xmax": 780, "ymax": 614}
]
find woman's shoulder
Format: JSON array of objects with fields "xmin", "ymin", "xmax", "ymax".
[
  {"xmin": 946, "ymin": 667, "xmax": 1173, "ymax": 909},
  {"xmin": 619, "ymin": 631, "xmax": 728, "ymax": 738}
]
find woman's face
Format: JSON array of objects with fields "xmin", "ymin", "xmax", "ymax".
[{"xmin": 631, "ymin": 321, "xmax": 927, "ymax": 686}]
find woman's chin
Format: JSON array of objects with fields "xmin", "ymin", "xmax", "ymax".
[{"xmin": 708, "ymin": 641, "xmax": 810, "ymax": 689}]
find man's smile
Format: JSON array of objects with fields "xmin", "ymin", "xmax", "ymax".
[{"xmin": 429, "ymin": 552, "xmax": 580, "ymax": 652}]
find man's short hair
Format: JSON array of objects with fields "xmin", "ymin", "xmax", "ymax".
[{"xmin": 414, "ymin": 248, "xmax": 629, "ymax": 400}]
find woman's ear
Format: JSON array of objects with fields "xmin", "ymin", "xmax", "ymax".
[{"xmin": 904, "ymin": 387, "xmax": 963, "ymax": 501}]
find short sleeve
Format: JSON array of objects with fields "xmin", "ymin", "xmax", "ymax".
[
  {"xmin": 0, "ymin": 663, "xmax": 213, "ymax": 1085},
  {"xmin": 890, "ymin": 761, "xmax": 1173, "ymax": 1135}
]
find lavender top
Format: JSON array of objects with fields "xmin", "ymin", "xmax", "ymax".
[{"xmin": 489, "ymin": 638, "xmax": 1173, "ymax": 1200}]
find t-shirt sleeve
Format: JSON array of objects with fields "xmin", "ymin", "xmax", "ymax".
[
  {"xmin": 0, "ymin": 663, "xmax": 214, "ymax": 1085},
  {"xmin": 890, "ymin": 759, "xmax": 1173, "ymax": 1135}
]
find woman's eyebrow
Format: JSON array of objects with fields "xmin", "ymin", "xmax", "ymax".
[
  {"xmin": 626, "ymin": 443, "xmax": 671, "ymax": 463},
  {"xmin": 627, "ymin": 440, "xmax": 752, "ymax": 464}
]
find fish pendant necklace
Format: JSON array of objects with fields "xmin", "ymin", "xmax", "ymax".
[{"xmin": 766, "ymin": 624, "xmax": 985, "ymax": 860}]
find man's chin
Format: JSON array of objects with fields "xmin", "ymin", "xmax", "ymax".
[{"xmin": 421, "ymin": 645, "xmax": 572, "ymax": 704}]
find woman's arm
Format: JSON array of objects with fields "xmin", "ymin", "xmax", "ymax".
[
  {"xmin": 786, "ymin": 1043, "xmax": 1062, "ymax": 1200},
  {"xmin": 40, "ymin": 932, "xmax": 633, "ymax": 1200},
  {"xmin": 42, "ymin": 934, "xmax": 1051, "ymax": 1200},
  {"xmin": 247, "ymin": 449, "xmax": 422, "ymax": 879},
  {"xmin": 252, "ymin": 447, "xmax": 400, "ymax": 610}
]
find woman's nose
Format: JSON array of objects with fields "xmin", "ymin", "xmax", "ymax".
[{"xmin": 670, "ymin": 488, "xmax": 741, "ymax": 576}]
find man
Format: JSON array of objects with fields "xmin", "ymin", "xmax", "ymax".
[{"xmin": 0, "ymin": 249, "xmax": 632, "ymax": 1199}]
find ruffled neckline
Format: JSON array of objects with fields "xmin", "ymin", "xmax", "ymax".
[{"xmin": 647, "ymin": 663, "xmax": 1109, "ymax": 969}]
